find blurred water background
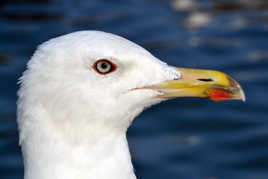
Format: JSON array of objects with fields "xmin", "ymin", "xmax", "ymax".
[{"xmin": 1, "ymin": 0, "xmax": 268, "ymax": 179}]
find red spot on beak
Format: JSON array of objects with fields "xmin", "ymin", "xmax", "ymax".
[{"xmin": 209, "ymin": 89, "xmax": 231, "ymax": 101}]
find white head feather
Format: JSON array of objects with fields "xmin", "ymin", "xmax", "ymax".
[{"xmin": 17, "ymin": 31, "xmax": 180, "ymax": 179}]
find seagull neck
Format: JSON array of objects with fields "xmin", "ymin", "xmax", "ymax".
[{"xmin": 22, "ymin": 124, "xmax": 136, "ymax": 179}]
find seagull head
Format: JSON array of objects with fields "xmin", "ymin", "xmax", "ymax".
[
  {"xmin": 17, "ymin": 31, "xmax": 245, "ymax": 179},
  {"xmin": 18, "ymin": 31, "xmax": 245, "ymax": 141}
]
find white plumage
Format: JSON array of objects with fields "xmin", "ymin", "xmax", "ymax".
[
  {"xmin": 17, "ymin": 31, "xmax": 180, "ymax": 179},
  {"xmin": 17, "ymin": 30, "xmax": 245, "ymax": 179}
]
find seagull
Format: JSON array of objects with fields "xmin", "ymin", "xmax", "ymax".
[{"xmin": 17, "ymin": 31, "xmax": 245, "ymax": 179}]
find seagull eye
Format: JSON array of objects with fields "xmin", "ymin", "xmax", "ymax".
[{"xmin": 93, "ymin": 59, "xmax": 117, "ymax": 75}]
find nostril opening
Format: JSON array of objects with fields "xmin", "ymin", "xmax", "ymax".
[{"xmin": 198, "ymin": 78, "xmax": 214, "ymax": 82}]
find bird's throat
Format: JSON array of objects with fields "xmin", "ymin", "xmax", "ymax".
[{"xmin": 21, "ymin": 127, "xmax": 136, "ymax": 179}]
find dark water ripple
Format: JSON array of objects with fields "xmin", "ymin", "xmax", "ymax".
[{"xmin": 1, "ymin": 0, "xmax": 268, "ymax": 179}]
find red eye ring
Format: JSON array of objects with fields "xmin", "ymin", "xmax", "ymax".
[{"xmin": 93, "ymin": 59, "xmax": 117, "ymax": 75}]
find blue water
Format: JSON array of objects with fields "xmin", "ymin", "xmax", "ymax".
[{"xmin": 1, "ymin": 0, "xmax": 268, "ymax": 179}]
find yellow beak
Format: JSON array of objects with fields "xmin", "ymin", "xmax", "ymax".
[{"xmin": 147, "ymin": 67, "xmax": 245, "ymax": 102}]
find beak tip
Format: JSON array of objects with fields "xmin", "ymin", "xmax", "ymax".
[
  {"xmin": 240, "ymin": 88, "xmax": 246, "ymax": 102},
  {"xmin": 235, "ymin": 82, "xmax": 246, "ymax": 102},
  {"xmin": 227, "ymin": 76, "xmax": 246, "ymax": 102}
]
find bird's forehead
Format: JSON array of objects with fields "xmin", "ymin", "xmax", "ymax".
[
  {"xmin": 85, "ymin": 33, "xmax": 153, "ymax": 60},
  {"xmin": 47, "ymin": 31, "xmax": 152, "ymax": 60}
]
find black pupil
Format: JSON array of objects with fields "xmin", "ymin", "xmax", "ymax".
[
  {"xmin": 95, "ymin": 60, "xmax": 115, "ymax": 74},
  {"xmin": 101, "ymin": 62, "xmax": 108, "ymax": 69}
]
